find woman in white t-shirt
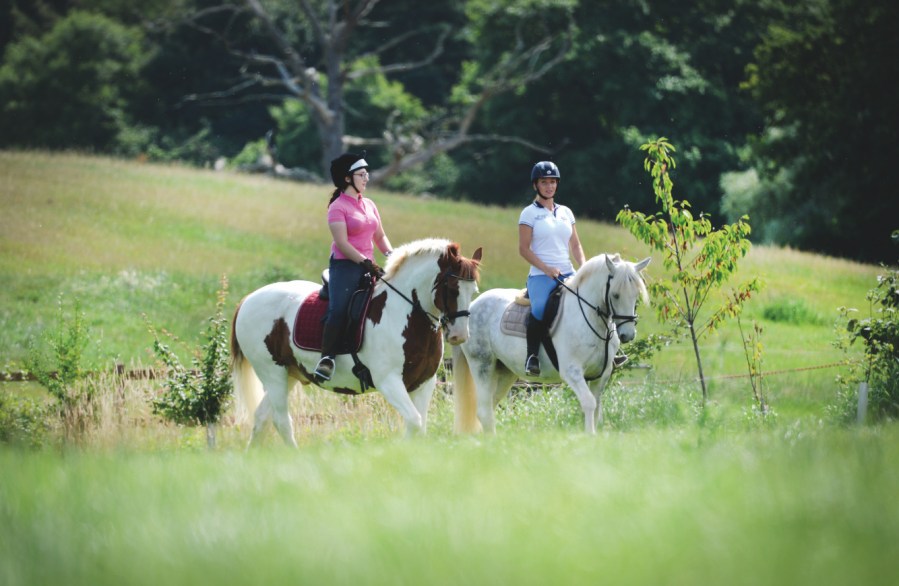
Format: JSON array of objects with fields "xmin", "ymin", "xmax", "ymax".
[{"xmin": 518, "ymin": 161, "xmax": 586, "ymax": 376}]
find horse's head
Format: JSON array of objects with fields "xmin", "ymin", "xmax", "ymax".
[
  {"xmin": 604, "ymin": 254, "xmax": 651, "ymax": 343},
  {"xmin": 435, "ymin": 242, "xmax": 482, "ymax": 345},
  {"xmin": 383, "ymin": 239, "xmax": 482, "ymax": 345},
  {"xmin": 568, "ymin": 253, "xmax": 650, "ymax": 343}
]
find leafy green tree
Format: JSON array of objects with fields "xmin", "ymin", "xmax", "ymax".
[
  {"xmin": 737, "ymin": 0, "xmax": 899, "ymax": 263},
  {"xmin": 0, "ymin": 10, "xmax": 150, "ymax": 151},
  {"xmin": 447, "ymin": 0, "xmax": 773, "ymax": 221},
  {"xmin": 617, "ymin": 138, "xmax": 760, "ymax": 406}
]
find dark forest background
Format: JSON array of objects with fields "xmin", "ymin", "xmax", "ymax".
[{"xmin": 2, "ymin": 0, "xmax": 897, "ymax": 263}]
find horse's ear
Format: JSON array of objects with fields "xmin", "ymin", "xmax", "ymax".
[
  {"xmin": 471, "ymin": 247, "xmax": 483, "ymax": 262},
  {"xmin": 635, "ymin": 257, "xmax": 652, "ymax": 272},
  {"xmin": 605, "ymin": 255, "xmax": 617, "ymax": 272}
]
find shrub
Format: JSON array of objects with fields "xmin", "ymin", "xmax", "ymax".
[
  {"xmin": 762, "ymin": 298, "xmax": 824, "ymax": 325},
  {"xmin": 24, "ymin": 297, "xmax": 97, "ymax": 443},
  {"xmin": 0, "ymin": 392, "xmax": 50, "ymax": 449},
  {"xmin": 148, "ymin": 276, "xmax": 233, "ymax": 448},
  {"xmin": 833, "ymin": 262, "xmax": 899, "ymax": 423}
]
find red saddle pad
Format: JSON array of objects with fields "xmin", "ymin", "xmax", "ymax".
[{"xmin": 293, "ymin": 290, "xmax": 369, "ymax": 353}]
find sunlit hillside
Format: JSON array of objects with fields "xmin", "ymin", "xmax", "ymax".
[{"xmin": 0, "ymin": 151, "xmax": 883, "ymax": 414}]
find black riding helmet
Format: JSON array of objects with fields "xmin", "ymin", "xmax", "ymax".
[
  {"xmin": 330, "ymin": 152, "xmax": 369, "ymax": 191},
  {"xmin": 531, "ymin": 161, "xmax": 560, "ymax": 200}
]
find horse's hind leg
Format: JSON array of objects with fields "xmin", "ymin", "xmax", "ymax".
[
  {"xmin": 248, "ymin": 393, "xmax": 272, "ymax": 448},
  {"xmin": 470, "ymin": 360, "xmax": 516, "ymax": 434},
  {"xmin": 255, "ymin": 366, "xmax": 297, "ymax": 448}
]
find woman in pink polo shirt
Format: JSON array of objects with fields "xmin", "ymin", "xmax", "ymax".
[{"xmin": 314, "ymin": 152, "xmax": 394, "ymax": 382}]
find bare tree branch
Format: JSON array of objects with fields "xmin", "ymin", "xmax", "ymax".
[{"xmin": 349, "ymin": 26, "xmax": 450, "ymax": 79}]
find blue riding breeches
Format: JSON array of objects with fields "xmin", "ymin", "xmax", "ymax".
[
  {"xmin": 325, "ymin": 257, "xmax": 367, "ymax": 329},
  {"xmin": 526, "ymin": 272, "xmax": 573, "ymax": 320}
]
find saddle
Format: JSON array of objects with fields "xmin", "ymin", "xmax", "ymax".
[
  {"xmin": 293, "ymin": 271, "xmax": 375, "ymax": 354},
  {"xmin": 500, "ymin": 286, "xmax": 564, "ymax": 373},
  {"xmin": 500, "ymin": 286, "xmax": 564, "ymax": 338}
]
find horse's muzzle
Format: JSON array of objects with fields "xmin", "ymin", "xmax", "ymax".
[
  {"xmin": 618, "ymin": 328, "xmax": 636, "ymax": 344},
  {"xmin": 445, "ymin": 327, "xmax": 469, "ymax": 346}
]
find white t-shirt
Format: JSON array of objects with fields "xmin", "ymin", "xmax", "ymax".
[{"xmin": 519, "ymin": 201, "xmax": 576, "ymax": 277}]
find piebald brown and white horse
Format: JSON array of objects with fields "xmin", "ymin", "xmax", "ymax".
[
  {"xmin": 231, "ymin": 238, "xmax": 482, "ymax": 446},
  {"xmin": 453, "ymin": 254, "xmax": 650, "ymax": 434}
]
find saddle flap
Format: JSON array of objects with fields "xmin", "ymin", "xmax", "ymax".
[{"xmin": 293, "ymin": 280, "xmax": 375, "ymax": 353}]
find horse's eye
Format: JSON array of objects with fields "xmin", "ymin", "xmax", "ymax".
[{"xmin": 613, "ymin": 293, "xmax": 620, "ymax": 300}]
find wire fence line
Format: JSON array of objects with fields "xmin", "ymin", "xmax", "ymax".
[
  {"xmin": 616, "ymin": 360, "xmax": 852, "ymax": 387},
  {"xmin": 2, "ymin": 359, "xmax": 854, "ymax": 386}
]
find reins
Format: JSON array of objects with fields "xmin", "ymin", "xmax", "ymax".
[{"xmin": 378, "ymin": 270, "xmax": 474, "ymax": 329}]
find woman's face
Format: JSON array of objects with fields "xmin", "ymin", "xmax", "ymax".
[
  {"xmin": 535, "ymin": 177, "xmax": 558, "ymax": 199},
  {"xmin": 348, "ymin": 169, "xmax": 369, "ymax": 192}
]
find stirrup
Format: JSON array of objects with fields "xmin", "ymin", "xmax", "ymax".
[
  {"xmin": 314, "ymin": 356, "xmax": 335, "ymax": 381},
  {"xmin": 613, "ymin": 354, "xmax": 629, "ymax": 368},
  {"xmin": 525, "ymin": 354, "xmax": 541, "ymax": 377}
]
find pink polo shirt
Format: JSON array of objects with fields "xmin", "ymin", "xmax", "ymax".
[{"xmin": 327, "ymin": 193, "xmax": 383, "ymax": 260}]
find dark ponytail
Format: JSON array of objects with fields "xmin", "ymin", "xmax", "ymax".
[{"xmin": 328, "ymin": 188, "xmax": 342, "ymax": 207}]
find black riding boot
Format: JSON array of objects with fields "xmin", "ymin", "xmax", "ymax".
[
  {"xmin": 525, "ymin": 315, "xmax": 545, "ymax": 376},
  {"xmin": 314, "ymin": 323, "xmax": 342, "ymax": 381}
]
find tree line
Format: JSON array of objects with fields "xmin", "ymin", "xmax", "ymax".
[{"xmin": 1, "ymin": 0, "xmax": 897, "ymax": 264}]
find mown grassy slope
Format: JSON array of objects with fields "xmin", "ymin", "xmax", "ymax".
[{"xmin": 0, "ymin": 150, "xmax": 882, "ymax": 412}]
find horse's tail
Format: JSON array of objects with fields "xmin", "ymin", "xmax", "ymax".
[
  {"xmin": 452, "ymin": 344, "xmax": 482, "ymax": 434},
  {"xmin": 231, "ymin": 298, "xmax": 264, "ymax": 425}
]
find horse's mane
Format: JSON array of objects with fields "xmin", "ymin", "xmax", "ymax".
[
  {"xmin": 567, "ymin": 254, "xmax": 648, "ymax": 304},
  {"xmin": 383, "ymin": 238, "xmax": 480, "ymax": 281}
]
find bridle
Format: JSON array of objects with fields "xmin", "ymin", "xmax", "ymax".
[
  {"xmin": 556, "ymin": 274, "xmax": 639, "ymax": 334},
  {"xmin": 554, "ymin": 272, "xmax": 641, "ymax": 380},
  {"xmin": 378, "ymin": 268, "xmax": 475, "ymax": 330}
]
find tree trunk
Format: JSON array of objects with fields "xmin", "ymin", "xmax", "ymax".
[{"xmin": 689, "ymin": 321, "xmax": 708, "ymax": 406}]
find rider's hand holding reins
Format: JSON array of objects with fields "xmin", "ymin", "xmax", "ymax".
[{"xmin": 360, "ymin": 258, "xmax": 384, "ymax": 278}]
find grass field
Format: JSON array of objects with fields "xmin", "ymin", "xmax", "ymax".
[
  {"xmin": 1, "ymin": 151, "xmax": 897, "ymax": 585},
  {"xmin": 2, "ymin": 426, "xmax": 898, "ymax": 585}
]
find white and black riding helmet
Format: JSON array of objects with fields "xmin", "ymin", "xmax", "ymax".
[{"xmin": 330, "ymin": 151, "xmax": 369, "ymax": 192}]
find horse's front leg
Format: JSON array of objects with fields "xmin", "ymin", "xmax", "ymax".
[
  {"xmin": 562, "ymin": 365, "xmax": 597, "ymax": 434},
  {"xmin": 589, "ymin": 371, "xmax": 613, "ymax": 429},
  {"xmin": 377, "ymin": 373, "xmax": 425, "ymax": 437},
  {"xmin": 408, "ymin": 377, "xmax": 437, "ymax": 435}
]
